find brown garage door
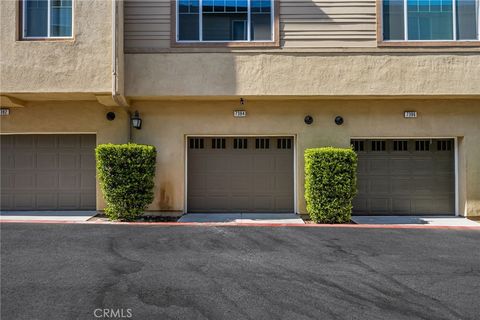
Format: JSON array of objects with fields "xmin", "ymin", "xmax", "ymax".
[
  {"xmin": 352, "ymin": 139, "xmax": 455, "ymax": 215},
  {"xmin": 187, "ymin": 137, "xmax": 294, "ymax": 213},
  {"xmin": 1, "ymin": 134, "xmax": 96, "ymax": 210}
]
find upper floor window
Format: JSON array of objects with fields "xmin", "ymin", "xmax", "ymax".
[
  {"xmin": 22, "ymin": 0, "xmax": 73, "ymax": 39},
  {"xmin": 382, "ymin": 0, "xmax": 479, "ymax": 42},
  {"xmin": 176, "ymin": 0, "xmax": 275, "ymax": 44}
]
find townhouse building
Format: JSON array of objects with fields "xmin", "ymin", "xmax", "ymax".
[{"xmin": 1, "ymin": 0, "xmax": 479, "ymax": 217}]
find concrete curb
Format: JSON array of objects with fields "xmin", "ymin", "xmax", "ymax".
[{"xmin": 1, "ymin": 219, "xmax": 480, "ymax": 230}]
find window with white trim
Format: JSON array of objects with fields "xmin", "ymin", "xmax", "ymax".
[
  {"xmin": 23, "ymin": 0, "xmax": 73, "ymax": 39},
  {"xmin": 382, "ymin": 0, "xmax": 480, "ymax": 41},
  {"xmin": 177, "ymin": 0, "xmax": 274, "ymax": 42}
]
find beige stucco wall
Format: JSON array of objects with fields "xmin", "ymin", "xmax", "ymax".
[
  {"xmin": 1, "ymin": 99, "xmax": 479, "ymax": 216},
  {"xmin": 128, "ymin": 98, "xmax": 480, "ymax": 216},
  {"xmin": 0, "ymin": 0, "xmax": 112, "ymax": 93},
  {"xmin": 0, "ymin": 101, "xmax": 130, "ymax": 209},
  {"xmin": 126, "ymin": 53, "xmax": 480, "ymax": 97}
]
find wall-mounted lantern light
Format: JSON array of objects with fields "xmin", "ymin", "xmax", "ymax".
[
  {"xmin": 131, "ymin": 111, "xmax": 142, "ymax": 129},
  {"xmin": 335, "ymin": 116, "xmax": 344, "ymax": 125}
]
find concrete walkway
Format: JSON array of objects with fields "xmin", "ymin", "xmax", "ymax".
[
  {"xmin": 178, "ymin": 213, "xmax": 305, "ymax": 224},
  {"xmin": 351, "ymin": 216, "xmax": 480, "ymax": 227},
  {"xmin": 0, "ymin": 211, "xmax": 97, "ymax": 222}
]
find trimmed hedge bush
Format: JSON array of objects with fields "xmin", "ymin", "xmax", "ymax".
[
  {"xmin": 304, "ymin": 147, "xmax": 357, "ymax": 223},
  {"xmin": 96, "ymin": 143, "xmax": 156, "ymax": 221}
]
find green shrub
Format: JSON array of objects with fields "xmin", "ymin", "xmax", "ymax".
[
  {"xmin": 304, "ymin": 147, "xmax": 357, "ymax": 223},
  {"xmin": 96, "ymin": 143, "xmax": 156, "ymax": 221}
]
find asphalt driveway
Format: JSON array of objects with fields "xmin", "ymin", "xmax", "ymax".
[{"xmin": 1, "ymin": 223, "xmax": 479, "ymax": 320}]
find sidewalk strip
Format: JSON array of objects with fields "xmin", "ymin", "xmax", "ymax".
[{"xmin": 1, "ymin": 219, "xmax": 480, "ymax": 230}]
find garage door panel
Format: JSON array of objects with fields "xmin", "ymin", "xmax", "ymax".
[
  {"xmin": 15, "ymin": 153, "xmax": 35, "ymax": 169},
  {"xmin": 206, "ymin": 175, "xmax": 230, "ymax": 191},
  {"xmin": 392, "ymin": 199, "xmax": 412, "ymax": 213},
  {"xmin": 411, "ymin": 177, "xmax": 434, "ymax": 194},
  {"xmin": 1, "ymin": 134, "xmax": 96, "ymax": 210},
  {"xmin": 231, "ymin": 174, "xmax": 251, "ymax": 191},
  {"xmin": 15, "ymin": 135, "xmax": 35, "ymax": 148},
  {"xmin": 36, "ymin": 173, "xmax": 58, "ymax": 189},
  {"xmin": 206, "ymin": 156, "xmax": 230, "ymax": 171},
  {"xmin": 59, "ymin": 173, "xmax": 80, "ymax": 189},
  {"xmin": 37, "ymin": 135, "xmax": 57, "ymax": 148},
  {"xmin": 369, "ymin": 178, "xmax": 389, "ymax": 194},
  {"xmin": 412, "ymin": 158, "xmax": 434, "ymax": 174},
  {"xmin": 36, "ymin": 153, "xmax": 58, "ymax": 169},
  {"xmin": 275, "ymin": 196, "xmax": 294, "ymax": 212},
  {"xmin": 254, "ymin": 155, "xmax": 274, "ymax": 171},
  {"xmin": 14, "ymin": 174, "xmax": 35, "ymax": 189},
  {"xmin": 59, "ymin": 135, "xmax": 79, "ymax": 148},
  {"xmin": 81, "ymin": 174, "xmax": 96, "ymax": 190},
  {"xmin": 58, "ymin": 193, "xmax": 80, "ymax": 209},
  {"xmin": 188, "ymin": 137, "xmax": 294, "ymax": 213},
  {"xmin": 1, "ymin": 135, "xmax": 14, "ymax": 148},
  {"xmin": 80, "ymin": 135, "xmax": 96, "ymax": 147},
  {"xmin": 81, "ymin": 153, "xmax": 96, "ymax": 169},
  {"xmin": 274, "ymin": 174, "xmax": 293, "ymax": 192},
  {"xmin": 188, "ymin": 174, "xmax": 205, "ymax": 193},
  {"xmin": 391, "ymin": 178, "xmax": 411, "ymax": 194},
  {"xmin": 357, "ymin": 160, "xmax": 368, "ymax": 174},
  {"xmin": 275, "ymin": 156, "xmax": 292, "ymax": 171},
  {"xmin": 356, "ymin": 179, "xmax": 368, "ymax": 195},
  {"xmin": 1, "ymin": 153, "xmax": 14, "ymax": 169},
  {"xmin": 369, "ymin": 198, "xmax": 390, "ymax": 213},
  {"xmin": 230, "ymin": 155, "xmax": 252, "ymax": 171},
  {"xmin": 231, "ymin": 196, "xmax": 250, "ymax": 210},
  {"xmin": 14, "ymin": 194, "xmax": 36, "ymax": 209},
  {"xmin": 390, "ymin": 158, "xmax": 410, "ymax": 174},
  {"xmin": 352, "ymin": 197, "xmax": 368, "ymax": 213},
  {"xmin": 253, "ymin": 196, "xmax": 274, "ymax": 212},
  {"xmin": 353, "ymin": 139, "xmax": 454, "ymax": 216},
  {"xmin": 434, "ymin": 159, "xmax": 454, "ymax": 173},
  {"xmin": 36, "ymin": 194, "xmax": 58, "ymax": 209},
  {"xmin": 368, "ymin": 158, "xmax": 389, "ymax": 174},
  {"xmin": 80, "ymin": 193, "xmax": 96, "ymax": 209},
  {"xmin": 59, "ymin": 154, "xmax": 79, "ymax": 169},
  {"xmin": 1, "ymin": 173, "xmax": 14, "ymax": 189},
  {"xmin": 254, "ymin": 174, "xmax": 274, "ymax": 191},
  {"xmin": 1, "ymin": 194, "xmax": 14, "ymax": 209}
]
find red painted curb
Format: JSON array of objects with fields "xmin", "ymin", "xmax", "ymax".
[{"xmin": 1, "ymin": 219, "xmax": 480, "ymax": 230}]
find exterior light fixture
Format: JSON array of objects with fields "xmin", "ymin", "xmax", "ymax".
[
  {"xmin": 304, "ymin": 115, "xmax": 313, "ymax": 125},
  {"xmin": 335, "ymin": 116, "xmax": 344, "ymax": 125},
  {"xmin": 131, "ymin": 111, "xmax": 142, "ymax": 129},
  {"xmin": 106, "ymin": 112, "xmax": 115, "ymax": 121},
  {"xmin": 240, "ymin": 98, "xmax": 245, "ymax": 105}
]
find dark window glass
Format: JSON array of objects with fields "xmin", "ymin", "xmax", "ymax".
[
  {"xmin": 383, "ymin": 0, "xmax": 405, "ymax": 40},
  {"xmin": 351, "ymin": 140, "xmax": 364, "ymax": 152},
  {"xmin": 50, "ymin": 0, "xmax": 72, "ymax": 37},
  {"xmin": 203, "ymin": 5, "xmax": 248, "ymax": 41},
  {"xmin": 456, "ymin": 0, "xmax": 478, "ymax": 40},
  {"xmin": 407, "ymin": 0, "xmax": 454, "ymax": 40},
  {"xmin": 251, "ymin": 0, "xmax": 271, "ymax": 40},
  {"xmin": 24, "ymin": 0, "xmax": 48, "ymax": 37},
  {"xmin": 178, "ymin": 0, "xmax": 272, "ymax": 42},
  {"xmin": 179, "ymin": 0, "xmax": 200, "ymax": 40}
]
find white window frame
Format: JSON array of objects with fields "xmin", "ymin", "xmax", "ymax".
[
  {"xmin": 22, "ymin": 0, "xmax": 74, "ymax": 39},
  {"xmin": 176, "ymin": 0, "xmax": 275, "ymax": 43},
  {"xmin": 383, "ymin": 0, "xmax": 480, "ymax": 42}
]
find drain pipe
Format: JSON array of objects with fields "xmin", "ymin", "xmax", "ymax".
[{"xmin": 111, "ymin": 0, "xmax": 128, "ymax": 107}]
